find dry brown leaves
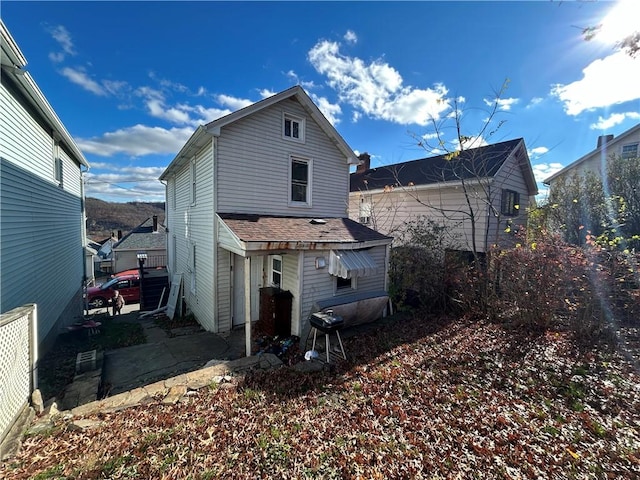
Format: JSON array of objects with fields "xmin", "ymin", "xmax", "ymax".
[{"xmin": 2, "ymin": 316, "xmax": 639, "ymax": 479}]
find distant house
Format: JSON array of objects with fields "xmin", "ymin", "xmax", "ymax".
[
  {"xmin": 160, "ymin": 86, "xmax": 392, "ymax": 354},
  {"xmin": 0, "ymin": 20, "xmax": 89, "ymax": 352},
  {"xmin": 112, "ymin": 216, "xmax": 166, "ymax": 273},
  {"xmin": 349, "ymin": 138, "xmax": 538, "ymax": 253},
  {"xmin": 544, "ymin": 123, "xmax": 640, "ymax": 188}
]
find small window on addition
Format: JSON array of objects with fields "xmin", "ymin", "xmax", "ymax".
[
  {"xmin": 501, "ymin": 189, "xmax": 520, "ymax": 216},
  {"xmin": 336, "ymin": 275, "xmax": 355, "ymax": 293}
]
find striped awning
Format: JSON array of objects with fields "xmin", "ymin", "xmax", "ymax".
[{"xmin": 328, "ymin": 249, "xmax": 379, "ymax": 279}]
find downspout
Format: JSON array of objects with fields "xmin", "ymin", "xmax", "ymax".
[
  {"xmin": 211, "ymin": 134, "xmax": 219, "ymax": 332},
  {"xmin": 81, "ymin": 164, "xmax": 90, "ymax": 316}
]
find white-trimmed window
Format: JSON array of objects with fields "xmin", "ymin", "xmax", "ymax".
[
  {"xmin": 54, "ymin": 157, "xmax": 63, "ymax": 187},
  {"xmin": 270, "ymin": 255, "xmax": 282, "ymax": 288},
  {"xmin": 283, "ymin": 113, "xmax": 305, "ymax": 143},
  {"xmin": 190, "ymin": 158, "xmax": 196, "ymax": 205},
  {"xmin": 359, "ymin": 196, "xmax": 372, "ymax": 225},
  {"xmin": 290, "ymin": 156, "xmax": 312, "ymax": 206},
  {"xmin": 621, "ymin": 143, "xmax": 639, "ymax": 159}
]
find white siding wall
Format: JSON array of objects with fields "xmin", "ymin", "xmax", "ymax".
[
  {"xmin": 281, "ymin": 253, "xmax": 301, "ymax": 335},
  {"xmin": 350, "ymin": 185, "xmax": 491, "ymax": 252},
  {"xmin": 216, "ymin": 247, "xmax": 231, "ymax": 333},
  {"xmin": 217, "ymin": 98, "xmax": 349, "ymax": 218},
  {"xmin": 168, "ymin": 140, "xmax": 218, "ymax": 331}
]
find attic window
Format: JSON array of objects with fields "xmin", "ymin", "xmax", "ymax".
[{"xmin": 283, "ymin": 113, "xmax": 305, "ymax": 143}]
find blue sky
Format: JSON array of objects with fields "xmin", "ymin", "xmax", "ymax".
[{"xmin": 3, "ymin": 1, "xmax": 639, "ymax": 203}]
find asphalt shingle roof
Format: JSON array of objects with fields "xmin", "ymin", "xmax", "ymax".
[
  {"xmin": 350, "ymin": 138, "xmax": 523, "ymax": 192},
  {"xmin": 114, "ymin": 217, "xmax": 166, "ymax": 250},
  {"xmin": 218, "ymin": 214, "xmax": 391, "ymax": 244}
]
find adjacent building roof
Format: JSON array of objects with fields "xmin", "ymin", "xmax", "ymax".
[
  {"xmin": 543, "ymin": 122, "xmax": 640, "ymax": 185},
  {"xmin": 160, "ymin": 86, "xmax": 358, "ymax": 180},
  {"xmin": 350, "ymin": 138, "xmax": 536, "ymax": 194},
  {"xmin": 113, "ymin": 217, "xmax": 166, "ymax": 251},
  {"xmin": 218, "ymin": 214, "xmax": 392, "ymax": 251}
]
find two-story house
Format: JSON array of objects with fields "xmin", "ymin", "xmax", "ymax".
[
  {"xmin": 543, "ymin": 123, "xmax": 640, "ymax": 188},
  {"xmin": 160, "ymin": 86, "xmax": 392, "ymax": 354},
  {"xmin": 1, "ymin": 20, "xmax": 89, "ymax": 353},
  {"xmin": 349, "ymin": 138, "xmax": 538, "ymax": 253}
]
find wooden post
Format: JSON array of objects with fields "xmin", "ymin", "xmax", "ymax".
[{"xmin": 244, "ymin": 256, "xmax": 252, "ymax": 356}]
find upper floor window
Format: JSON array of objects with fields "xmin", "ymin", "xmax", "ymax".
[
  {"xmin": 359, "ymin": 196, "xmax": 372, "ymax": 225},
  {"xmin": 290, "ymin": 156, "xmax": 312, "ymax": 206},
  {"xmin": 283, "ymin": 113, "xmax": 305, "ymax": 143},
  {"xmin": 501, "ymin": 189, "xmax": 520, "ymax": 216},
  {"xmin": 621, "ymin": 143, "xmax": 638, "ymax": 159}
]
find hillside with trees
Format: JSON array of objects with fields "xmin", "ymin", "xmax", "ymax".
[{"xmin": 86, "ymin": 197, "xmax": 165, "ymax": 240}]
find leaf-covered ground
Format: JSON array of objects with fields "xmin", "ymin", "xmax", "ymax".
[{"xmin": 3, "ymin": 316, "xmax": 639, "ymax": 479}]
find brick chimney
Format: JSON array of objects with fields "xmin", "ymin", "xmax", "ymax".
[
  {"xmin": 597, "ymin": 134, "xmax": 614, "ymax": 148},
  {"xmin": 356, "ymin": 152, "xmax": 371, "ymax": 174},
  {"xmin": 152, "ymin": 215, "xmax": 158, "ymax": 232}
]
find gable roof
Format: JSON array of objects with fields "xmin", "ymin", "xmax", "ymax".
[
  {"xmin": 113, "ymin": 217, "xmax": 166, "ymax": 251},
  {"xmin": 350, "ymin": 138, "xmax": 537, "ymax": 195},
  {"xmin": 160, "ymin": 86, "xmax": 357, "ymax": 180},
  {"xmin": 543, "ymin": 122, "xmax": 640, "ymax": 185},
  {"xmin": 1, "ymin": 21, "xmax": 88, "ymax": 168}
]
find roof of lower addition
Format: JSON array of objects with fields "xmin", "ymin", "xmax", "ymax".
[{"xmin": 218, "ymin": 214, "xmax": 392, "ymax": 252}]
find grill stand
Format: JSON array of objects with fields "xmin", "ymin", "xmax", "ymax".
[{"xmin": 311, "ymin": 327, "xmax": 346, "ymax": 363}]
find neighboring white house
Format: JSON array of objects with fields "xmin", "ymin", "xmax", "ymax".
[
  {"xmin": 0, "ymin": 20, "xmax": 89, "ymax": 353},
  {"xmin": 543, "ymin": 123, "xmax": 640, "ymax": 188},
  {"xmin": 112, "ymin": 216, "xmax": 166, "ymax": 273},
  {"xmin": 349, "ymin": 138, "xmax": 538, "ymax": 253},
  {"xmin": 160, "ymin": 86, "xmax": 392, "ymax": 354}
]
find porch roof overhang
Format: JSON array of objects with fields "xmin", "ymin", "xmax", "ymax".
[{"xmin": 217, "ymin": 213, "xmax": 392, "ymax": 256}]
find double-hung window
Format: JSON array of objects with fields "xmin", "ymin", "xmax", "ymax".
[
  {"xmin": 501, "ymin": 189, "xmax": 520, "ymax": 216},
  {"xmin": 283, "ymin": 113, "xmax": 305, "ymax": 143},
  {"xmin": 290, "ymin": 156, "xmax": 312, "ymax": 206},
  {"xmin": 270, "ymin": 255, "xmax": 282, "ymax": 288},
  {"xmin": 359, "ymin": 196, "xmax": 372, "ymax": 225},
  {"xmin": 621, "ymin": 143, "xmax": 639, "ymax": 159}
]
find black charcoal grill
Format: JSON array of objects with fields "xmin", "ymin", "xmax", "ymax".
[{"xmin": 310, "ymin": 311, "xmax": 346, "ymax": 362}]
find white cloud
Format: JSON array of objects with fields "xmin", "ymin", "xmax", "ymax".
[
  {"xmin": 47, "ymin": 25, "xmax": 75, "ymax": 62},
  {"xmin": 532, "ymin": 162, "xmax": 564, "ymax": 183},
  {"xmin": 528, "ymin": 146, "xmax": 549, "ymax": 159},
  {"xmin": 216, "ymin": 94, "xmax": 253, "ymax": 110},
  {"xmin": 526, "ymin": 97, "xmax": 544, "ymax": 109},
  {"xmin": 551, "ymin": 51, "xmax": 640, "ymax": 115},
  {"xmin": 259, "ymin": 89, "xmax": 277, "ymax": 99},
  {"xmin": 484, "ymin": 97, "xmax": 520, "ymax": 111},
  {"xmin": 310, "ymin": 94, "xmax": 342, "ymax": 125},
  {"xmin": 84, "ymin": 166, "xmax": 167, "ymax": 201},
  {"xmin": 146, "ymin": 99, "xmax": 193, "ymax": 124},
  {"xmin": 77, "ymin": 125, "xmax": 193, "ymax": 157},
  {"xmin": 308, "ymin": 40, "xmax": 450, "ymax": 125},
  {"xmin": 589, "ymin": 111, "xmax": 640, "ymax": 130},
  {"xmin": 344, "ymin": 30, "xmax": 358, "ymax": 44},
  {"xmin": 60, "ymin": 67, "xmax": 107, "ymax": 96}
]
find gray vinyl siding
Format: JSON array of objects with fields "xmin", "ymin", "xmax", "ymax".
[
  {"xmin": 168, "ymin": 140, "xmax": 218, "ymax": 331},
  {"xmin": 489, "ymin": 153, "xmax": 530, "ymax": 248},
  {"xmin": 281, "ymin": 253, "xmax": 300, "ymax": 336},
  {"xmin": 1, "ymin": 158, "xmax": 84, "ymax": 346},
  {"xmin": 216, "ymin": 247, "xmax": 231, "ymax": 333},
  {"xmin": 216, "ymin": 97, "xmax": 349, "ymax": 217},
  {"xmin": 354, "ymin": 246, "xmax": 387, "ymax": 292}
]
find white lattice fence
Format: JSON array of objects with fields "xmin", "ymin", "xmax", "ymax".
[{"xmin": 0, "ymin": 304, "xmax": 37, "ymax": 444}]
